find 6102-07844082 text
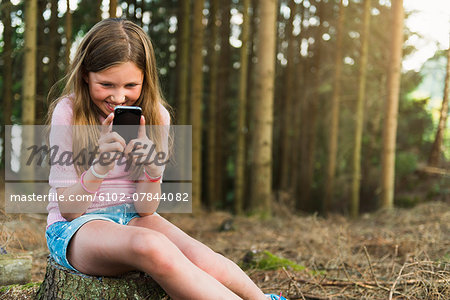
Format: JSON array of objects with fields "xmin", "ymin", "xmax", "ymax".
[{"xmin": 8, "ymin": 192, "xmax": 190, "ymax": 203}]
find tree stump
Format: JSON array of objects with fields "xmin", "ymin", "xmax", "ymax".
[{"xmin": 35, "ymin": 256, "xmax": 170, "ymax": 300}]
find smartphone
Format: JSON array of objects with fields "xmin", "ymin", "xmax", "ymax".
[{"xmin": 112, "ymin": 106, "xmax": 142, "ymax": 144}]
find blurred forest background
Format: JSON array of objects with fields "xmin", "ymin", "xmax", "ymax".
[{"xmin": 0, "ymin": 0, "xmax": 449, "ymax": 217}]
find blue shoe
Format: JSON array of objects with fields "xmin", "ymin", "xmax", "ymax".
[{"xmin": 265, "ymin": 294, "xmax": 287, "ymax": 300}]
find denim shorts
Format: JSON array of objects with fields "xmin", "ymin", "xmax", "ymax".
[{"xmin": 45, "ymin": 203, "xmax": 141, "ymax": 273}]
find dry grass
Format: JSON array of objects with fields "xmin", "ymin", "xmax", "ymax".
[
  {"xmin": 1, "ymin": 182, "xmax": 449, "ymax": 299},
  {"xmin": 164, "ymin": 199, "xmax": 449, "ymax": 299}
]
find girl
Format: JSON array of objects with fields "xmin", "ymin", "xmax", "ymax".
[{"xmin": 45, "ymin": 18, "xmax": 285, "ymax": 300}]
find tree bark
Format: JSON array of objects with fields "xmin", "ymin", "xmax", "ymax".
[
  {"xmin": 190, "ymin": 0, "xmax": 205, "ymax": 212},
  {"xmin": 48, "ymin": 0, "xmax": 59, "ymax": 90},
  {"xmin": 36, "ymin": 256, "xmax": 168, "ymax": 300},
  {"xmin": 176, "ymin": 0, "xmax": 191, "ymax": 125},
  {"xmin": 36, "ymin": 0, "xmax": 47, "ymax": 125},
  {"xmin": 234, "ymin": 0, "xmax": 250, "ymax": 215},
  {"xmin": 299, "ymin": 1, "xmax": 324, "ymax": 211},
  {"xmin": 428, "ymin": 47, "xmax": 450, "ymax": 167},
  {"xmin": 244, "ymin": 0, "xmax": 258, "ymax": 209},
  {"xmin": 215, "ymin": 1, "xmax": 232, "ymax": 208},
  {"xmin": 65, "ymin": 0, "xmax": 72, "ymax": 66},
  {"xmin": 22, "ymin": 0, "xmax": 38, "ymax": 126},
  {"xmin": 324, "ymin": 0, "xmax": 345, "ymax": 213},
  {"xmin": 380, "ymin": 0, "xmax": 404, "ymax": 210},
  {"xmin": 96, "ymin": 0, "xmax": 103, "ymax": 22},
  {"xmin": 109, "ymin": 0, "xmax": 118, "ymax": 18},
  {"xmin": 1, "ymin": 0, "xmax": 13, "ymax": 170},
  {"xmin": 290, "ymin": 1, "xmax": 306, "ymax": 191},
  {"xmin": 351, "ymin": 0, "xmax": 371, "ymax": 218},
  {"xmin": 207, "ymin": 0, "xmax": 219, "ymax": 209},
  {"xmin": 0, "ymin": 254, "xmax": 32, "ymax": 286},
  {"xmin": 279, "ymin": 0, "xmax": 297, "ymax": 192},
  {"xmin": 249, "ymin": 0, "xmax": 277, "ymax": 218}
]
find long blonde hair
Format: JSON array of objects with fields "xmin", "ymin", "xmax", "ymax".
[{"xmin": 46, "ymin": 18, "xmax": 171, "ymax": 177}]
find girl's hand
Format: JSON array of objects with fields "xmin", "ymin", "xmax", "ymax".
[
  {"xmin": 124, "ymin": 116, "xmax": 163, "ymax": 177},
  {"xmin": 95, "ymin": 113, "xmax": 127, "ymax": 174}
]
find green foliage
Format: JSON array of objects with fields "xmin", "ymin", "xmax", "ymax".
[
  {"xmin": 0, "ymin": 282, "xmax": 39, "ymax": 293},
  {"xmin": 395, "ymin": 194, "xmax": 420, "ymax": 208},
  {"xmin": 241, "ymin": 250, "xmax": 306, "ymax": 272},
  {"xmin": 426, "ymin": 178, "xmax": 450, "ymax": 200},
  {"xmin": 395, "ymin": 152, "xmax": 418, "ymax": 179}
]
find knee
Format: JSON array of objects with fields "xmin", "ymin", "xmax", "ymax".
[{"xmin": 129, "ymin": 231, "xmax": 177, "ymax": 275}]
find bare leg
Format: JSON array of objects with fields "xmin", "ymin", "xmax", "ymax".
[
  {"xmin": 128, "ymin": 215, "xmax": 267, "ymax": 300},
  {"xmin": 66, "ymin": 220, "xmax": 241, "ymax": 300}
]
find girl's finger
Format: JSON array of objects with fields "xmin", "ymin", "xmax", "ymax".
[
  {"xmin": 124, "ymin": 138, "xmax": 143, "ymax": 156},
  {"xmin": 102, "ymin": 132, "xmax": 126, "ymax": 148},
  {"xmin": 100, "ymin": 141, "xmax": 125, "ymax": 152},
  {"xmin": 101, "ymin": 113, "xmax": 114, "ymax": 135},
  {"xmin": 137, "ymin": 115, "xmax": 146, "ymax": 139}
]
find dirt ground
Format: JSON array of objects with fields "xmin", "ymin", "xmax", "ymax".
[{"xmin": 0, "ymin": 187, "xmax": 449, "ymax": 299}]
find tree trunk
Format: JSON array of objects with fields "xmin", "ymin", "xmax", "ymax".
[
  {"xmin": 21, "ymin": 0, "xmax": 37, "ymax": 182},
  {"xmin": 428, "ymin": 47, "xmax": 450, "ymax": 167},
  {"xmin": 36, "ymin": 0, "xmax": 47, "ymax": 125},
  {"xmin": 249, "ymin": 0, "xmax": 277, "ymax": 218},
  {"xmin": 109, "ymin": 0, "xmax": 118, "ymax": 18},
  {"xmin": 22, "ymin": 0, "xmax": 37, "ymax": 126},
  {"xmin": 1, "ymin": 0, "xmax": 13, "ymax": 170},
  {"xmin": 215, "ymin": 1, "xmax": 232, "ymax": 208},
  {"xmin": 324, "ymin": 0, "xmax": 345, "ymax": 213},
  {"xmin": 36, "ymin": 256, "xmax": 169, "ymax": 300},
  {"xmin": 65, "ymin": 0, "xmax": 72, "ymax": 66},
  {"xmin": 176, "ymin": 0, "xmax": 191, "ymax": 125},
  {"xmin": 234, "ymin": 0, "xmax": 250, "ymax": 215},
  {"xmin": 290, "ymin": 1, "xmax": 306, "ymax": 191},
  {"xmin": 380, "ymin": 0, "xmax": 404, "ymax": 210},
  {"xmin": 48, "ymin": 0, "xmax": 59, "ymax": 90},
  {"xmin": 133, "ymin": 0, "xmax": 138, "ymax": 24},
  {"xmin": 244, "ymin": 0, "xmax": 258, "ymax": 210},
  {"xmin": 96, "ymin": 0, "xmax": 103, "ymax": 22},
  {"xmin": 139, "ymin": 0, "xmax": 145, "ymax": 26},
  {"xmin": 299, "ymin": 1, "xmax": 323, "ymax": 211},
  {"xmin": 207, "ymin": 0, "xmax": 219, "ymax": 209},
  {"xmin": 190, "ymin": 0, "xmax": 205, "ymax": 212},
  {"xmin": 279, "ymin": 0, "xmax": 297, "ymax": 192},
  {"xmin": 0, "ymin": 254, "xmax": 32, "ymax": 286},
  {"xmin": 351, "ymin": 0, "xmax": 371, "ymax": 218}
]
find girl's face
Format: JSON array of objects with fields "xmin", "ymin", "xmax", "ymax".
[{"xmin": 84, "ymin": 61, "xmax": 144, "ymax": 118}]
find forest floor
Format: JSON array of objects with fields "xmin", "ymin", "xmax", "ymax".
[{"xmin": 0, "ymin": 187, "xmax": 448, "ymax": 299}]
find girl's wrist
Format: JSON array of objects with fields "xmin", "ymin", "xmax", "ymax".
[
  {"xmin": 80, "ymin": 171, "xmax": 101, "ymax": 193},
  {"xmin": 92, "ymin": 159, "xmax": 112, "ymax": 177},
  {"xmin": 144, "ymin": 166, "xmax": 162, "ymax": 178},
  {"xmin": 144, "ymin": 168, "xmax": 162, "ymax": 182},
  {"xmin": 91, "ymin": 164, "xmax": 109, "ymax": 179}
]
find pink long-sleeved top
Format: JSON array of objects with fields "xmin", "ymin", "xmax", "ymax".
[{"xmin": 46, "ymin": 96, "xmax": 170, "ymax": 229}]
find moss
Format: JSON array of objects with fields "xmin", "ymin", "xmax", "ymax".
[
  {"xmin": 241, "ymin": 250, "xmax": 306, "ymax": 272},
  {"xmin": 0, "ymin": 282, "xmax": 41, "ymax": 293},
  {"xmin": 20, "ymin": 282, "xmax": 41, "ymax": 289},
  {"xmin": 395, "ymin": 195, "xmax": 420, "ymax": 208}
]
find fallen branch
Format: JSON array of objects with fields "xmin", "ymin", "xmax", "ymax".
[
  {"xmin": 389, "ymin": 262, "xmax": 407, "ymax": 300},
  {"xmin": 417, "ymin": 165, "xmax": 450, "ymax": 177}
]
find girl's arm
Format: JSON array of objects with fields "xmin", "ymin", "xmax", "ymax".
[
  {"xmin": 134, "ymin": 180, "xmax": 161, "ymax": 216},
  {"xmin": 56, "ymin": 113, "xmax": 126, "ymax": 221},
  {"xmin": 125, "ymin": 114, "xmax": 168, "ymax": 216},
  {"xmin": 56, "ymin": 167, "xmax": 106, "ymax": 221}
]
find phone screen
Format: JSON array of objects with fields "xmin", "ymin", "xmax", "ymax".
[{"xmin": 112, "ymin": 106, "xmax": 142, "ymax": 144}]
